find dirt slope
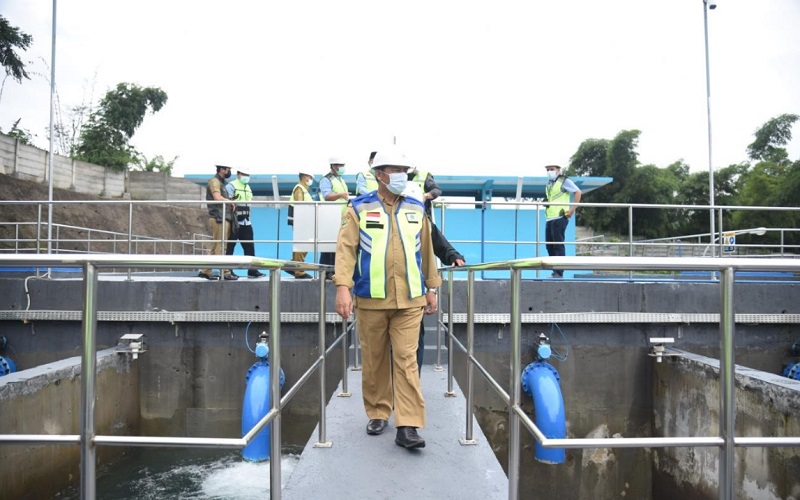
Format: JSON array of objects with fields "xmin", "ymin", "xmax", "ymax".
[{"xmin": 0, "ymin": 173, "xmax": 208, "ymax": 253}]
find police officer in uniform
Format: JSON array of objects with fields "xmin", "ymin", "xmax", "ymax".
[
  {"xmin": 225, "ymin": 169, "xmax": 264, "ymax": 278},
  {"xmin": 199, "ymin": 164, "xmax": 238, "ymax": 281},
  {"xmin": 334, "ymin": 148, "xmax": 441, "ymax": 450}
]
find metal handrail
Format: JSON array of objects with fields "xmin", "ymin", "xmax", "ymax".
[
  {"xmin": 3, "ymin": 199, "xmax": 800, "ymax": 263},
  {"xmin": 0, "ymin": 253, "xmax": 341, "ymax": 500},
  {"xmin": 440, "ymin": 256, "xmax": 800, "ymax": 500}
]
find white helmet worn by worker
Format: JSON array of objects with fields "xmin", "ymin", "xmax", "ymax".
[
  {"xmin": 329, "ymin": 156, "xmax": 344, "ymax": 165},
  {"xmin": 372, "ymin": 148, "xmax": 413, "ymax": 170}
]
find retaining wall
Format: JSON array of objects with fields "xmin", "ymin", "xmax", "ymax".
[{"xmin": 0, "ymin": 134, "xmax": 126, "ymax": 197}]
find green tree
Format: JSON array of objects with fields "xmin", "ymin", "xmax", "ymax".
[
  {"xmin": 134, "ymin": 154, "xmax": 177, "ymax": 176},
  {"xmin": 746, "ymin": 113, "xmax": 799, "ymax": 164},
  {"xmin": 569, "ymin": 130, "xmax": 641, "ymax": 233},
  {"xmin": 624, "ymin": 164, "xmax": 680, "ymax": 239},
  {"xmin": 75, "ymin": 83, "xmax": 167, "ymax": 171},
  {"xmin": 1, "ymin": 117, "xmax": 34, "ymax": 144},
  {"xmin": 0, "ymin": 15, "xmax": 33, "ymax": 83}
]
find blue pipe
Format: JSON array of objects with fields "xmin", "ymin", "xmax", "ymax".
[
  {"xmin": 0, "ymin": 355, "xmax": 16, "ymax": 376},
  {"xmin": 241, "ymin": 359, "xmax": 285, "ymax": 462},
  {"xmin": 521, "ymin": 361, "xmax": 566, "ymax": 464},
  {"xmin": 782, "ymin": 362, "xmax": 800, "ymax": 381}
]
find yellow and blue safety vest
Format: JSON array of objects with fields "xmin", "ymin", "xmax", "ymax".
[{"xmin": 351, "ymin": 192, "xmax": 426, "ymax": 299}]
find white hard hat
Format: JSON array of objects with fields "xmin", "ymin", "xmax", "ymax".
[
  {"xmin": 372, "ymin": 148, "xmax": 412, "ymax": 170},
  {"xmin": 329, "ymin": 156, "xmax": 344, "ymax": 165}
]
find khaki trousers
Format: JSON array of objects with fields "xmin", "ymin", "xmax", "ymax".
[
  {"xmin": 201, "ymin": 217, "xmax": 233, "ymax": 276},
  {"xmin": 356, "ymin": 306, "xmax": 426, "ymax": 428},
  {"xmin": 291, "ymin": 251, "xmax": 308, "ymax": 276}
]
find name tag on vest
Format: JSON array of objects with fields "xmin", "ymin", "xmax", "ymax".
[{"xmin": 405, "ymin": 212, "xmax": 420, "ymax": 224}]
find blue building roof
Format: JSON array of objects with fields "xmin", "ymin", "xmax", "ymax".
[{"xmin": 183, "ymin": 173, "xmax": 613, "ymax": 201}]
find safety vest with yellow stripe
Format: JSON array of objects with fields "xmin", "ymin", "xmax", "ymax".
[
  {"xmin": 287, "ymin": 183, "xmax": 313, "ymax": 226},
  {"xmin": 228, "ymin": 179, "xmax": 253, "ymax": 220},
  {"xmin": 351, "ymin": 192, "xmax": 426, "ymax": 299},
  {"xmin": 325, "ymin": 172, "xmax": 349, "ymax": 215},
  {"xmin": 545, "ymin": 176, "xmax": 570, "ymax": 219},
  {"xmin": 356, "ymin": 170, "xmax": 379, "ymax": 195},
  {"xmin": 411, "ymin": 169, "xmax": 430, "ymax": 192}
]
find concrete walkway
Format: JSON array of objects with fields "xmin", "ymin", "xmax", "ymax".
[{"xmin": 282, "ymin": 365, "xmax": 508, "ymax": 499}]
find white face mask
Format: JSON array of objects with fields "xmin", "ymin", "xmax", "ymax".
[
  {"xmin": 381, "ymin": 172, "xmax": 408, "ymax": 195},
  {"xmin": 305, "ymin": 178, "xmax": 313, "ymax": 187},
  {"xmin": 547, "ymin": 170, "xmax": 559, "ymax": 180}
]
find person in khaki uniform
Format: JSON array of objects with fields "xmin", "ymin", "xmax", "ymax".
[
  {"xmin": 334, "ymin": 148, "xmax": 441, "ymax": 450},
  {"xmin": 199, "ymin": 165, "xmax": 238, "ymax": 281},
  {"xmin": 287, "ymin": 172, "xmax": 314, "ymax": 280}
]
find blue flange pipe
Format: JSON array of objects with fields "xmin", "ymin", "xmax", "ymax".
[
  {"xmin": 521, "ymin": 361, "xmax": 566, "ymax": 464},
  {"xmin": 0, "ymin": 355, "xmax": 16, "ymax": 376},
  {"xmin": 782, "ymin": 362, "xmax": 800, "ymax": 381},
  {"xmin": 242, "ymin": 360, "xmax": 285, "ymax": 462}
]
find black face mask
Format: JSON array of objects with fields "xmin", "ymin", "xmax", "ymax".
[{"xmin": 224, "ymin": 171, "xmax": 232, "ymax": 179}]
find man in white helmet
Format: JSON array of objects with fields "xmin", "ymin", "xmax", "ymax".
[
  {"xmin": 334, "ymin": 147, "xmax": 441, "ymax": 450},
  {"xmin": 319, "ymin": 156, "xmax": 350, "ymax": 273},
  {"xmin": 544, "ymin": 164, "xmax": 581, "ymax": 278}
]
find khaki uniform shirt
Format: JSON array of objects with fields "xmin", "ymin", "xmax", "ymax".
[{"xmin": 334, "ymin": 193, "xmax": 442, "ymax": 310}]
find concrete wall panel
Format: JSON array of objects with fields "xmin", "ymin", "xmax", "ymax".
[
  {"xmin": 0, "ymin": 348, "xmax": 140, "ymax": 499},
  {"xmin": 652, "ymin": 352, "xmax": 800, "ymax": 500}
]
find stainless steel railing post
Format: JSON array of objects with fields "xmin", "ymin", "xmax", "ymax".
[
  {"xmin": 434, "ymin": 287, "xmax": 443, "ymax": 372},
  {"xmin": 718, "ymin": 267, "xmax": 735, "ymax": 500},
  {"xmin": 508, "ymin": 268, "xmax": 522, "ymax": 500},
  {"xmin": 80, "ymin": 262, "xmax": 99, "ymax": 500},
  {"xmin": 315, "ymin": 271, "xmax": 332, "ymax": 447},
  {"xmin": 460, "ymin": 270, "xmax": 476, "ymax": 445},
  {"xmin": 339, "ymin": 319, "xmax": 351, "ymax": 397},
  {"xmin": 446, "ymin": 269, "xmax": 455, "ymax": 396},
  {"xmin": 127, "ymin": 202, "xmax": 133, "ymax": 281},
  {"xmin": 269, "ymin": 269, "xmax": 282, "ymax": 500}
]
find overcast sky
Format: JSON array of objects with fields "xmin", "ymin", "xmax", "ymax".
[{"xmin": 1, "ymin": 0, "xmax": 799, "ymax": 179}]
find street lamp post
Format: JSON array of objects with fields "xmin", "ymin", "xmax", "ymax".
[{"xmin": 703, "ymin": 0, "xmax": 716, "ymax": 256}]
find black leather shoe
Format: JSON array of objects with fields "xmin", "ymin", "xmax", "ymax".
[
  {"xmin": 248, "ymin": 270, "xmax": 266, "ymax": 278},
  {"xmin": 366, "ymin": 419, "xmax": 388, "ymax": 435},
  {"xmin": 197, "ymin": 272, "xmax": 218, "ymax": 281},
  {"xmin": 395, "ymin": 426, "xmax": 425, "ymax": 449},
  {"xmin": 223, "ymin": 273, "xmax": 239, "ymax": 281},
  {"xmin": 295, "ymin": 273, "xmax": 313, "ymax": 280}
]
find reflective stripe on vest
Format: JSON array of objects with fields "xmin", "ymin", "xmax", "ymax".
[
  {"xmin": 229, "ymin": 179, "xmax": 253, "ymax": 218},
  {"xmin": 326, "ymin": 173, "xmax": 348, "ymax": 203},
  {"xmin": 288, "ymin": 184, "xmax": 313, "ymax": 225},
  {"xmin": 352, "ymin": 193, "xmax": 426, "ymax": 299},
  {"xmin": 290, "ymin": 184, "xmax": 313, "ymax": 205},
  {"xmin": 545, "ymin": 176, "xmax": 569, "ymax": 219},
  {"xmin": 357, "ymin": 171, "xmax": 379, "ymax": 195}
]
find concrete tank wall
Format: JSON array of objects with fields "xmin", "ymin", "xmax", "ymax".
[
  {"xmin": 0, "ymin": 278, "xmax": 798, "ymax": 499},
  {"xmin": 0, "ymin": 348, "xmax": 140, "ymax": 500},
  {"xmin": 652, "ymin": 351, "xmax": 800, "ymax": 500}
]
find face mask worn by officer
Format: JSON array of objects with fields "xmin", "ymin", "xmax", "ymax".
[
  {"xmin": 380, "ymin": 171, "xmax": 407, "ymax": 195},
  {"xmin": 240, "ymin": 176, "xmax": 250, "ymax": 184},
  {"xmin": 305, "ymin": 178, "xmax": 313, "ymax": 187},
  {"xmin": 547, "ymin": 170, "xmax": 559, "ymax": 180},
  {"xmin": 222, "ymin": 170, "xmax": 232, "ymax": 179}
]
